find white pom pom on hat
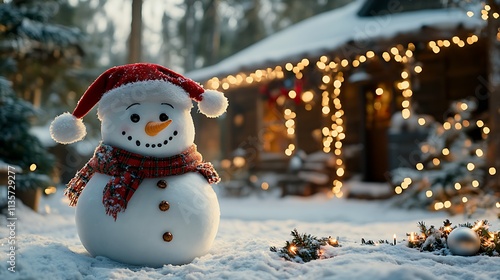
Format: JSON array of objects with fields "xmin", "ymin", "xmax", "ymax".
[
  {"xmin": 50, "ymin": 112, "xmax": 87, "ymax": 144},
  {"xmin": 50, "ymin": 63, "xmax": 228, "ymax": 144},
  {"xmin": 198, "ymin": 89, "xmax": 229, "ymax": 118}
]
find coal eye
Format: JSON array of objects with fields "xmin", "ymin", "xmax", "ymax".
[
  {"xmin": 159, "ymin": 113, "xmax": 169, "ymax": 122},
  {"xmin": 130, "ymin": 114, "xmax": 140, "ymax": 123}
]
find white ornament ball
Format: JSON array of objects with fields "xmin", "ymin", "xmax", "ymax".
[{"xmin": 447, "ymin": 227, "xmax": 481, "ymax": 256}]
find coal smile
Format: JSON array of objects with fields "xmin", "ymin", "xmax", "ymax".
[{"xmin": 121, "ymin": 130, "xmax": 178, "ymax": 148}]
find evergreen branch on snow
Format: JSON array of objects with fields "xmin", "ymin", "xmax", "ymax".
[{"xmin": 270, "ymin": 229, "xmax": 340, "ymax": 263}]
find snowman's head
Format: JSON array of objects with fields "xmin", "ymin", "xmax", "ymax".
[
  {"xmin": 49, "ymin": 63, "xmax": 228, "ymax": 153},
  {"xmin": 98, "ymin": 85, "xmax": 196, "ymax": 157}
]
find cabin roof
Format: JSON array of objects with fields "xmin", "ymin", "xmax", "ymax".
[{"xmin": 186, "ymin": 0, "xmax": 483, "ymax": 81}]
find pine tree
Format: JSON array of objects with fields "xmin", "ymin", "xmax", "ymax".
[
  {"xmin": 0, "ymin": 0, "xmax": 84, "ymax": 110},
  {"xmin": 390, "ymin": 98, "xmax": 495, "ymax": 215},
  {"xmin": 0, "ymin": 77, "xmax": 54, "ymax": 191},
  {"xmin": 0, "ymin": 0, "xmax": 83, "ymax": 193}
]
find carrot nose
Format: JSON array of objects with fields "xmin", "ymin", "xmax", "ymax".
[{"xmin": 145, "ymin": 120, "xmax": 172, "ymax": 136}]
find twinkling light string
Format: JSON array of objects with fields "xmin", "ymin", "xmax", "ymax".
[{"xmin": 204, "ymin": 34, "xmax": 487, "ymax": 205}]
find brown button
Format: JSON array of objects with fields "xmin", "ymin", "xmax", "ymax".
[
  {"xmin": 157, "ymin": 180, "xmax": 167, "ymax": 189},
  {"xmin": 159, "ymin": 201, "xmax": 170, "ymax": 211},
  {"xmin": 162, "ymin": 232, "xmax": 173, "ymax": 242}
]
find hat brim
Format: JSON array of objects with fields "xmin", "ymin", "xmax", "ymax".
[{"xmin": 97, "ymin": 80, "xmax": 192, "ymax": 120}]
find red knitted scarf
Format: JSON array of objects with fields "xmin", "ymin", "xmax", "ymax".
[{"xmin": 65, "ymin": 143, "xmax": 220, "ymax": 220}]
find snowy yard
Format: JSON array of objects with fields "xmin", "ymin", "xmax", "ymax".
[{"xmin": 1, "ymin": 182, "xmax": 499, "ymax": 280}]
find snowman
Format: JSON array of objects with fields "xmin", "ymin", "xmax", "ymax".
[{"xmin": 49, "ymin": 63, "xmax": 228, "ymax": 267}]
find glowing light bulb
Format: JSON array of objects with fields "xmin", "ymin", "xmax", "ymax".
[
  {"xmin": 426, "ymin": 190, "xmax": 433, "ymax": 197},
  {"xmin": 336, "ymin": 168, "xmax": 345, "ymax": 177},
  {"xmin": 489, "ymin": 167, "xmax": 497, "ymax": 175},
  {"xmin": 401, "ymin": 109, "xmax": 411, "ymax": 119},
  {"xmin": 416, "ymin": 163, "xmax": 424, "ymax": 170},
  {"xmin": 467, "ymin": 163, "xmax": 475, "ymax": 171},
  {"xmin": 475, "ymin": 149, "xmax": 483, "ymax": 157},
  {"xmin": 395, "ymin": 186, "xmax": 403, "ymax": 194},
  {"xmin": 382, "ymin": 52, "xmax": 391, "ymax": 62},
  {"xmin": 301, "ymin": 91, "xmax": 314, "ymax": 103}
]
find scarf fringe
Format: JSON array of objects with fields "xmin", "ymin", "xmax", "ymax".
[
  {"xmin": 196, "ymin": 162, "xmax": 221, "ymax": 184},
  {"xmin": 64, "ymin": 163, "xmax": 94, "ymax": 207}
]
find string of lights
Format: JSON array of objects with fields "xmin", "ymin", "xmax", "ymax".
[{"xmin": 204, "ymin": 31, "xmax": 491, "ymax": 202}]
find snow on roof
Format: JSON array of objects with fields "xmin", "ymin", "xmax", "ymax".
[{"xmin": 186, "ymin": 0, "xmax": 483, "ymax": 81}]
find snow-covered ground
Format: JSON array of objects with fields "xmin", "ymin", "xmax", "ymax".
[{"xmin": 1, "ymin": 183, "xmax": 499, "ymax": 280}]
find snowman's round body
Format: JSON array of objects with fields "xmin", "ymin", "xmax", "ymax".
[{"xmin": 76, "ymin": 172, "xmax": 220, "ymax": 267}]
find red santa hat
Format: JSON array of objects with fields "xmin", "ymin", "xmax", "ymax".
[{"xmin": 50, "ymin": 63, "xmax": 228, "ymax": 144}]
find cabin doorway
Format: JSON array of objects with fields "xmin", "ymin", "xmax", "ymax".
[{"xmin": 362, "ymin": 84, "xmax": 393, "ymax": 182}]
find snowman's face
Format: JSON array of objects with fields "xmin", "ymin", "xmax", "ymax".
[{"xmin": 100, "ymin": 101, "xmax": 195, "ymax": 157}]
